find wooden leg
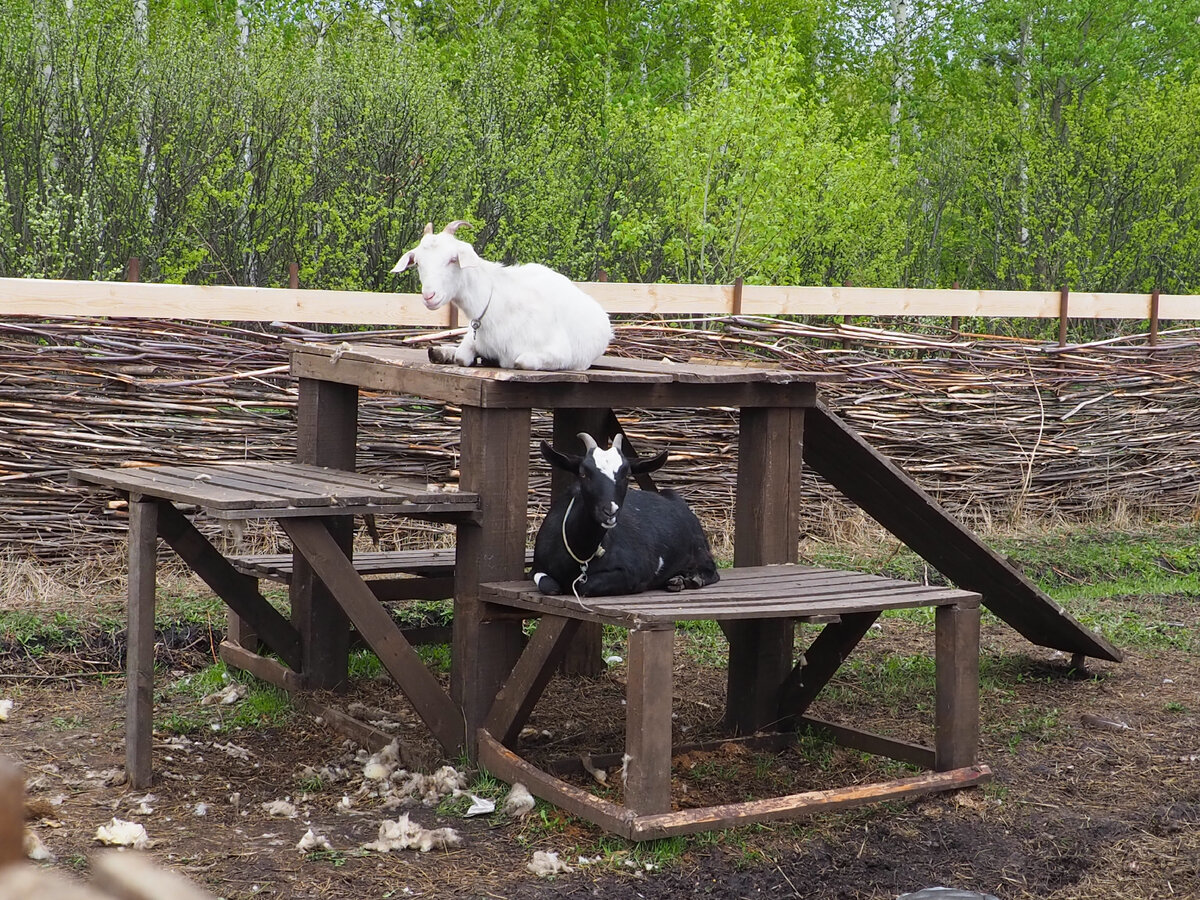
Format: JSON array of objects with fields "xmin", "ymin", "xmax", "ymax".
[
  {"xmin": 625, "ymin": 626, "xmax": 674, "ymax": 816},
  {"xmin": 935, "ymin": 602, "xmax": 981, "ymax": 770},
  {"xmin": 293, "ymin": 378, "xmax": 357, "ymax": 690},
  {"xmin": 486, "ymin": 616, "xmax": 582, "ymax": 746},
  {"xmin": 779, "ymin": 611, "xmax": 880, "ymax": 719},
  {"xmin": 726, "ymin": 406, "xmax": 803, "ymax": 734},
  {"xmin": 126, "ymin": 498, "xmax": 158, "ymax": 789},
  {"xmin": 455, "ymin": 405, "xmax": 531, "ymax": 758}
]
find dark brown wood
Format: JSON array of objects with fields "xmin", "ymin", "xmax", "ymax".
[
  {"xmin": 126, "ymin": 499, "xmax": 157, "ymax": 789},
  {"xmin": 935, "ymin": 602, "xmax": 981, "ymax": 770},
  {"xmin": 126, "ymin": 257, "xmax": 140, "ymax": 282},
  {"xmin": 294, "ymin": 377, "xmax": 357, "ymax": 690},
  {"xmin": 217, "ymin": 641, "xmax": 303, "ymax": 692},
  {"xmin": 1149, "ymin": 288, "xmax": 1161, "ymax": 346},
  {"xmin": 627, "ymin": 765, "xmax": 992, "ymax": 841},
  {"xmin": 454, "ymin": 406, "xmax": 532, "ymax": 757},
  {"xmin": 229, "ymin": 548, "xmax": 532, "ymax": 582},
  {"xmin": 545, "ymin": 731, "xmax": 799, "ymax": 777},
  {"xmin": 802, "ymin": 402, "xmax": 1122, "ymax": 661},
  {"xmin": 280, "ymin": 518, "xmax": 465, "ymax": 754},
  {"xmin": 477, "ymin": 729, "xmax": 636, "ymax": 838},
  {"xmin": 1058, "ymin": 285, "xmax": 1070, "ymax": 346},
  {"xmin": 726, "ymin": 406, "xmax": 803, "ymax": 734},
  {"xmin": 732, "ymin": 276, "xmax": 744, "ymax": 315},
  {"xmin": 153, "ymin": 502, "xmax": 303, "ymax": 671},
  {"xmin": 780, "ymin": 611, "xmax": 880, "ymax": 718},
  {"xmin": 486, "ymin": 616, "xmax": 582, "ymax": 746},
  {"xmin": 0, "ymin": 758, "xmax": 25, "ymax": 868},
  {"xmin": 624, "ymin": 626, "xmax": 675, "ymax": 815},
  {"xmin": 288, "ymin": 261, "xmax": 299, "ymax": 290},
  {"xmin": 552, "ymin": 409, "xmax": 612, "ymax": 676},
  {"xmin": 796, "ymin": 716, "xmax": 936, "ymax": 769}
]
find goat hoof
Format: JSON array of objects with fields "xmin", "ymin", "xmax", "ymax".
[
  {"xmin": 427, "ymin": 345, "xmax": 457, "ymax": 365},
  {"xmin": 665, "ymin": 575, "xmax": 686, "ymax": 592}
]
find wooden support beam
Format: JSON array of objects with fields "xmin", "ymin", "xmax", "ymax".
[
  {"xmin": 280, "ymin": 518, "xmax": 465, "ymax": 755},
  {"xmin": 126, "ymin": 499, "xmax": 158, "ymax": 790},
  {"xmin": 624, "ymin": 627, "xmax": 675, "ymax": 816},
  {"xmin": 0, "ymin": 758, "xmax": 24, "ymax": 868},
  {"xmin": 779, "ymin": 611, "xmax": 880, "ymax": 719},
  {"xmin": 485, "ymin": 615, "xmax": 581, "ymax": 746},
  {"xmin": 935, "ymin": 602, "xmax": 981, "ymax": 770},
  {"xmin": 153, "ymin": 502, "xmax": 302, "ymax": 671}
]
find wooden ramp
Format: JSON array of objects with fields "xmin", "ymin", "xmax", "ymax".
[{"xmin": 803, "ymin": 403, "xmax": 1122, "ymax": 663}]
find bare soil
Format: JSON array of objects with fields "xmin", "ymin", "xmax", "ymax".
[{"xmin": 6, "ymin": 594, "xmax": 1200, "ymax": 900}]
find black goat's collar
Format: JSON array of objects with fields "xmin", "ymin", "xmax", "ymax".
[{"xmin": 562, "ymin": 496, "xmax": 605, "ymax": 598}]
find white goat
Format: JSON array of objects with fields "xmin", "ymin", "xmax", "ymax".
[{"xmin": 391, "ymin": 221, "xmax": 612, "ymax": 371}]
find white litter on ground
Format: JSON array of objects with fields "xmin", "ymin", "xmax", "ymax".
[
  {"xmin": 25, "ymin": 829, "xmax": 53, "ymax": 861},
  {"xmin": 193, "ymin": 803, "xmax": 209, "ymax": 816},
  {"xmin": 200, "ymin": 683, "xmax": 248, "ymax": 706},
  {"xmin": 296, "ymin": 828, "xmax": 333, "ymax": 853},
  {"xmin": 214, "ymin": 741, "xmax": 252, "ymax": 760},
  {"xmin": 527, "ymin": 850, "xmax": 574, "ymax": 877},
  {"xmin": 94, "ymin": 818, "xmax": 150, "ymax": 850},
  {"xmin": 501, "ymin": 783, "xmax": 536, "ymax": 818},
  {"xmin": 460, "ymin": 793, "xmax": 496, "ymax": 817},
  {"xmin": 362, "ymin": 814, "xmax": 463, "ymax": 853},
  {"xmin": 0, "ymin": 698, "xmax": 13, "ymax": 722},
  {"xmin": 261, "ymin": 799, "xmax": 298, "ymax": 818}
]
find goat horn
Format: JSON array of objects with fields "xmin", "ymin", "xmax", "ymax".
[
  {"xmin": 423, "ymin": 222, "xmax": 433, "ymax": 235},
  {"xmin": 577, "ymin": 433, "xmax": 598, "ymax": 452},
  {"xmin": 611, "ymin": 434, "xmax": 623, "ymax": 453},
  {"xmin": 442, "ymin": 220, "xmax": 472, "ymax": 235}
]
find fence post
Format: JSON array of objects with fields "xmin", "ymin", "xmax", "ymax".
[
  {"xmin": 731, "ymin": 276, "xmax": 743, "ymax": 316},
  {"xmin": 1149, "ymin": 288, "xmax": 1161, "ymax": 346},
  {"xmin": 288, "ymin": 262, "xmax": 299, "ymax": 290},
  {"xmin": 126, "ymin": 257, "xmax": 141, "ymax": 282},
  {"xmin": 950, "ymin": 281, "xmax": 961, "ymax": 334},
  {"xmin": 1057, "ymin": 285, "xmax": 1070, "ymax": 347}
]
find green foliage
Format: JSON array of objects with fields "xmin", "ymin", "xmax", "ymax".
[{"xmin": 2, "ymin": 0, "xmax": 1199, "ymax": 302}]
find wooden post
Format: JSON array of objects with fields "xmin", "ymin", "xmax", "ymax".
[
  {"xmin": 935, "ymin": 601, "xmax": 980, "ymax": 770},
  {"xmin": 1058, "ymin": 285, "xmax": 1070, "ymax": 347},
  {"xmin": 551, "ymin": 411, "xmax": 612, "ymax": 676},
  {"xmin": 126, "ymin": 257, "xmax": 141, "ymax": 282},
  {"xmin": 292, "ymin": 378, "xmax": 357, "ymax": 690},
  {"xmin": 624, "ymin": 626, "xmax": 675, "ymax": 815},
  {"xmin": 950, "ymin": 281, "xmax": 961, "ymax": 334},
  {"xmin": 126, "ymin": 498, "xmax": 158, "ymax": 789},
  {"xmin": 288, "ymin": 262, "xmax": 299, "ymax": 290},
  {"xmin": 725, "ymin": 406, "xmax": 802, "ymax": 734},
  {"xmin": 0, "ymin": 758, "xmax": 24, "ymax": 868},
  {"xmin": 731, "ymin": 276, "xmax": 743, "ymax": 316},
  {"xmin": 1149, "ymin": 288, "xmax": 1161, "ymax": 346},
  {"xmin": 454, "ymin": 405, "xmax": 531, "ymax": 758}
]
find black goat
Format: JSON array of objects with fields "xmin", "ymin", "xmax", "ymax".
[{"xmin": 531, "ymin": 433, "xmax": 720, "ymax": 597}]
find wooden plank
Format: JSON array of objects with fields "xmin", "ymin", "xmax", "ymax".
[
  {"xmin": 126, "ymin": 499, "xmax": 158, "ymax": 790},
  {"xmin": 0, "ymin": 758, "xmax": 23, "ymax": 868},
  {"xmin": 625, "ymin": 627, "xmax": 675, "ymax": 816},
  {"xmin": 453, "ymin": 405, "xmax": 531, "ymax": 758},
  {"xmin": 229, "ymin": 547, "xmax": 532, "ymax": 581},
  {"xmin": 485, "ymin": 616, "xmax": 582, "ymax": 746},
  {"xmin": 627, "ymin": 764, "xmax": 993, "ymax": 841},
  {"xmin": 153, "ymin": 502, "xmax": 303, "ymax": 671},
  {"xmin": 780, "ymin": 612, "xmax": 879, "ymax": 718},
  {"xmin": 796, "ymin": 716, "xmax": 936, "ymax": 770},
  {"xmin": 476, "ymin": 729, "xmax": 636, "ymax": 839},
  {"xmin": 0, "ymin": 866, "xmax": 114, "ymax": 900},
  {"xmin": 803, "ymin": 403, "xmax": 1122, "ymax": 662},
  {"xmin": 92, "ymin": 848, "xmax": 218, "ymax": 900},
  {"xmin": 281, "ymin": 518, "xmax": 464, "ymax": 754},
  {"xmin": 935, "ymin": 603, "xmax": 981, "ymax": 770},
  {"xmin": 217, "ymin": 641, "xmax": 304, "ymax": 692},
  {"xmin": 545, "ymin": 732, "xmax": 798, "ymax": 777},
  {"xmin": 591, "ymin": 355, "xmax": 832, "ymax": 385},
  {"xmin": 291, "ymin": 348, "xmax": 486, "ymax": 408}
]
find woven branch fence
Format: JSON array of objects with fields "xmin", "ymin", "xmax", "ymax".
[{"xmin": 2, "ymin": 316, "xmax": 1198, "ymax": 562}]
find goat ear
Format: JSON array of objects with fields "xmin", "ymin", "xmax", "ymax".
[
  {"xmin": 390, "ymin": 251, "xmax": 416, "ymax": 274},
  {"xmin": 423, "ymin": 222, "xmax": 434, "ymax": 235},
  {"xmin": 455, "ymin": 244, "xmax": 482, "ymax": 269},
  {"xmin": 540, "ymin": 440, "xmax": 582, "ymax": 473},
  {"xmin": 629, "ymin": 450, "xmax": 669, "ymax": 475}
]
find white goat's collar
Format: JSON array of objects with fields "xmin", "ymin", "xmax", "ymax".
[
  {"xmin": 470, "ymin": 286, "xmax": 494, "ymax": 332},
  {"xmin": 562, "ymin": 496, "xmax": 605, "ymax": 565}
]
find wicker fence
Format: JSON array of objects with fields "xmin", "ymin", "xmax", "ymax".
[{"xmin": 3, "ymin": 314, "xmax": 1197, "ymax": 562}]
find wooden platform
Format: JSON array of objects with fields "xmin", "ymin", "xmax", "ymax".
[
  {"xmin": 229, "ymin": 547, "xmax": 534, "ymax": 583},
  {"xmin": 478, "ymin": 564, "xmax": 991, "ymax": 840},
  {"xmin": 72, "ymin": 461, "xmax": 479, "ymax": 520}
]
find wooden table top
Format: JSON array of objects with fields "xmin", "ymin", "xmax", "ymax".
[{"xmin": 288, "ymin": 341, "xmax": 839, "ymax": 409}]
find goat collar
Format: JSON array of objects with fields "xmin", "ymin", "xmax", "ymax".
[
  {"xmin": 562, "ymin": 495, "xmax": 606, "ymax": 566},
  {"xmin": 470, "ymin": 286, "xmax": 494, "ymax": 332}
]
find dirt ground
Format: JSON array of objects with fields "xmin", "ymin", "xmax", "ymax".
[{"xmin": 5, "ymin": 593, "xmax": 1199, "ymax": 900}]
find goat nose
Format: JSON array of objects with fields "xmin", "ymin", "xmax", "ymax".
[
  {"xmin": 422, "ymin": 290, "xmax": 436, "ymax": 302},
  {"xmin": 608, "ymin": 502, "xmax": 618, "ymax": 515}
]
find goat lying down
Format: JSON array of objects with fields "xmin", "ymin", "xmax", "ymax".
[
  {"xmin": 391, "ymin": 221, "xmax": 612, "ymax": 371},
  {"xmin": 532, "ymin": 433, "xmax": 720, "ymax": 597}
]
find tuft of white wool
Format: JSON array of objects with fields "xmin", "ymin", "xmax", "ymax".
[
  {"xmin": 0, "ymin": 698, "xmax": 13, "ymax": 721},
  {"xmin": 391, "ymin": 221, "xmax": 612, "ymax": 371},
  {"xmin": 94, "ymin": 818, "xmax": 150, "ymax": 850},
  {"xmin": 261, "ymin": 799, "xmax": 298, "ymax": 818},
  {"xmin": 296, "ymin": 828, "xmax": 333, "ymax": 854},
  {"xmin": 25, "ymin": 829, "xmax": 53, "ymax": 861},
  {"xmin": 501, "ymin": 782, "xmax": 536, "ymax": 818},
  {"xmin": 361, "ymin": 814, "xmax": 462, "ymax": 853},
  {"xmin": 526, "ymin": 850, "xmax": 574, "ymax": 877}
]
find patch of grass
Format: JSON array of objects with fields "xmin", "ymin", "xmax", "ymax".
[
  {"xmin": 163, "ymin": 662, "xmax": 295, "ymax": 732},
  {"xmin": 415, "ymin": 643, "xmax": 451, "ymax": 673},
  {"xmin": 677, "ymin": 619, "xmax": 726, "ymax": 666},
  {"xmin": 390, "ymin": 599, "xmax": 452, "ymax": 629},
  {"xmin": 51, "ymin": 715, "xmax": 84, "ymax": 730},
  {"xmin": 348, "ymin": 649, "xmax": 383, "ymax": 680}
]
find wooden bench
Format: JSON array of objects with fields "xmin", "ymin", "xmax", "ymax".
[
  {"xmin": 72, "ymin": 461, "xmax": 481, "ymax": 786},
  {"xmin": 478, "ymin": 564, "xmax": 992, "ymax": 840}
]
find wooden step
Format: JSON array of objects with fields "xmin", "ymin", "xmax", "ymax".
[{"xmin": 230, "ymin": 547, "xmax": 535, "ymax": 583}]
